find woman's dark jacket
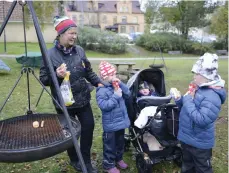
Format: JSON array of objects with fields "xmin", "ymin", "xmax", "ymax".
[{"xmin": 39, "ymin": 45, "xmax": 101, "ymax": 109}]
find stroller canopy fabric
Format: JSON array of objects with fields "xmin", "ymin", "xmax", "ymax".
[
  {"xmin": 127, "ymin": 68, "xmax": 167, "ymax": 97},
  {"xmin": 0, "ymin": 59, "xmax": 10, "ymax": 71}
]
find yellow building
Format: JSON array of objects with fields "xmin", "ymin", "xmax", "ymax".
[
  {"xmin": 0, "ymin": 1, "xmax": 56, "ymax": 43},
  {"xmin": 0, "ymin": 0, "xmax": 144, "ymax": 43},
  {"xmin": 66, "ymin": 0, "xmax": 145, "ymax": 34}
]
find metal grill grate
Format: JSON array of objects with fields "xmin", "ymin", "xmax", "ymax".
[{"xmin": 0, "ymin": 114, "xmax": 67, "ymax": 150}]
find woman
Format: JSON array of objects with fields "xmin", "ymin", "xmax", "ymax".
[{"xmin": 39, "ymin": 16, "xmax": 102, "ymax": 173}]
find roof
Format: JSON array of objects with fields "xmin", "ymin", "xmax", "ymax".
[
  {"xmin": 132, "ymin": 1, "xmax": 142, "ymax": 13},
  {"xmin": 67, "ymin": 0, "xmax": 143, "ymax": 14},
  {"xmin": 98, "ymin": 1, "xmax": 117, "ymax": 13},
  {"xmin": 0, "ymin": 1, "xmax": 24, "ymax": 22},
  {"xmin": 0, "ymin": 1, "xmax": 58, "ymax": 23},
  {"xmin": 0, "ymin": 1, "xmax": 143, "ymax": 23}
]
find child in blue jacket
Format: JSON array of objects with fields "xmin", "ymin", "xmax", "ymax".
[
  {"xmin": 171, "ymin": 53, "xmax": 226, "ymax": 173},
  {"xmin": 96, "ymin": 61, "xmax": 130, "ymax": 173}
]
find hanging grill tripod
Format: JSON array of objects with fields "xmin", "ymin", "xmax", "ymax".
[{"xmin": 0, "ymin": 1, "xmax": 88, "ymax": 172}]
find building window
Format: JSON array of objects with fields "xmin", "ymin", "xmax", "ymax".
[
  {"xmin": 102, "ymin": 15, "xmax": 107, "ymax": 24},
  {"xmin": 113, "ymin": 16, "xmax": 117, "ymax": 24},
  {"xmin": 120, "ymin": 7, "xmax": 123, "ymax": 12},
  {"xmin": 79, "ymin": 14, "xmax": 84, "ymax": 26},
  {"xmin": 120, "ymin": 26, "xmax": 126, "ymax": 33},
  {"xmin": 90, "ymin": 15, "xmax": 96, "ymax": 25},
  {"xmin": 72, "ymin": 15, "xmax": 77, "ymax": 23},
  {"xmin": 124, "ymin": 7, "xmax": 128, "ymax": 12},
  {"xmin": 133, "ymin": 16, "xmax": 138, "ymax": 23},
  {"xmin": 129, "ymin": 26, "xmax": 135, "ymax": 33},
  {"xmin": 122, "ymin": 16, "xmax": 127, "ymax": 23}
]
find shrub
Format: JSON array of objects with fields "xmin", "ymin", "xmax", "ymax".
[
  {"xmin": 136, "ymin": 32, "xmax": 214, "ymax": 55},
  {"xmin": 190, "ymin": 42, "xmax": 214, "ymax": 55},
  {"xmin": 212, "ymin": 39, "xmax": 228, "ymax": 50},
  {"xmin": 136, "ymin": 32, "xmax": 186, "ymax": 52},
  {"xmin": 77, "ymin": 27, "xmax": 126, "ymax": 54}
]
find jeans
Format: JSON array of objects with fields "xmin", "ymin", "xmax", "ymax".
[
  {"xmin": 56, "ymin": 103, "xmax": 95, "ymax": 164},
  {"xmin": 181, "ymin": 142, "xmax": 213, "ymax": 173},
  {"xmin": 103, "ymin": 129, "xmax": 125, "ymax": 170}
]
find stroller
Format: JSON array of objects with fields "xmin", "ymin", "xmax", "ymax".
[{"xmin": 124, "ymin": 65, "xmax": 182, "ymax": 173}]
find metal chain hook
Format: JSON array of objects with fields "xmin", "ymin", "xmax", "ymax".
[{"xmin": 18, "ymin": 0, "xmax": 27, "ymax": 6}]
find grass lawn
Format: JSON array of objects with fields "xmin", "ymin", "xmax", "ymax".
[
  {"xmin": 0, "ymin": 42, "xmax": 198, "ymax": 58},
  {"xmin": 0, "ymin": 58, "xmax": 227, "ymax": 173}
]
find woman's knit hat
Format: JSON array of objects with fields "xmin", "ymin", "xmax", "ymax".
[
  {"xmin": 99, "ymin": 61, "xmax": 117, "ymax": 80},
  {"xmin": 53, "ymin": 16, "xmax": 77, "ymax": 35},
  {"xmin": 192, "ymin": 52, "xmax": 219, "ymax": 81}
]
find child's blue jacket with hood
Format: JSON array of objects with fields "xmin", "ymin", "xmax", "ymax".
[
  {"xmin": 96, "ymin": 82, "xmax": 130, "ymax": 132},
  {"xmin": 176, "ymin": 79, "xmax": 226, "ymax": 149}
]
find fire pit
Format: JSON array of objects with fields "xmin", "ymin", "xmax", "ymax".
[{"xmin": 0, "ymin": 113, "xmax": 80, "ymax": 163}]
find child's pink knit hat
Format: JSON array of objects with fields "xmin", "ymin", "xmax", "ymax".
[{"xmin": 99, "ymin": 61, "xmax": 116, "ymax": 80}]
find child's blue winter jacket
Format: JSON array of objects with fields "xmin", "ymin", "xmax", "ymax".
[
  {"xmin": 96, "ymin": 82, "xmax": 130, "ymax": 132},
  {"xmin": 176, "ymin": 84, "xmax": 226, "ymax": 149}
]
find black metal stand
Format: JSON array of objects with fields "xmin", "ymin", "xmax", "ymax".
[
  {"xmin": 0, "ymin": 67, "xmax": 62, "ymax": 115},
  {"xmin": 0, "ymin": 1, "xmax": 88, "ymax": 172}
]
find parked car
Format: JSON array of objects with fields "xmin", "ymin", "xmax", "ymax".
[
  {"xmin": 129, "ymin": 32, "xmax": 143, "ymax": 41},
  {"xmin": 117, "ymin": 33, "xmax": 133, "ymax": 43},
  {"xmin": 188, "ymin": 35, "xmax": 217, "ymax": 43}
]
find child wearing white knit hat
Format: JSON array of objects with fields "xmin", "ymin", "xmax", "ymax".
[{"xmin": 172, "ymin": 52, "xmax": 226, "ymax": 173}]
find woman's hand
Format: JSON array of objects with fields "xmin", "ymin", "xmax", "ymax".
[{"xmin": 56, "ymin": 63, "xmax": 67, "ymax": 78}]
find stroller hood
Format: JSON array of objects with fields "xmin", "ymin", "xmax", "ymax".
[{"xmin": 127, "ymin": 68, "xmax": 167, "ymax": 98}]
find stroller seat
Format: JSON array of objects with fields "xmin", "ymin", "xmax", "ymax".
[
  {"xmin": 125, "ymin": 68, "xmax": 182, "ymax": 173},
  {"xmin": 137, "ymin": 95, "xmax": 171, "ymax": 109}
]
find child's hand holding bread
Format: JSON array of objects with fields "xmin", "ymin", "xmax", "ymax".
[{"xmin": 170, "ymin": 88, "xmax": 181, "ymax": 100}]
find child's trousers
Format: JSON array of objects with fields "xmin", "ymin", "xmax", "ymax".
[
  {"xmin": 181, "ymin": 142, "xmax": 213, "ymax": 173},
  {"xmin": 102, "ymin": 129, "xmax": 125, "ymax": 170}
]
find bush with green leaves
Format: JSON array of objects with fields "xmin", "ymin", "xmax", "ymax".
[
  {"xmin": 136, "ymin": 32, "xmax": 214, "ymax": 55},
  {"xmin": 190, "ymin": 42, "xmax": 214, "ymax": 55},
  {"xmin": 212, "ymin": 39, "xmax": 228, "ymax": 50},
  {"xmin": 77, "ymin": 27, "xmax": 126, "ymax": 54},
  {"xmin": 136, "ymin": 32, "xmax": 186, "ymax": 52}
]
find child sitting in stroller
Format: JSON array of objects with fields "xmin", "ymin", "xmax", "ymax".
[
  {"xmin": 138, "ymin": 81, "xmax": 159, "ymax": 97},
  {"xmin": 135, "ymin": 81, "xmax": 170, "ymax": 129},
  {"xmin": 135, "ymin": 81, "xmax": 165, "ymax": 151},
  {"xmin": 125, "ymin": 68, "xmax": 182, "ymax": 172}
]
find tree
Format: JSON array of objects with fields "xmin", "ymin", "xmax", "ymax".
[
  {"xmin": 144, "ymin": 0, "xmax": 162, "ymax": 33},
  {"xmin": 159, "ymin": 1, "xmax": 217, "ymax": 39},
  {"xmin": 24, "ymin": 1, "xmax": 59, "ymax": 30},
  {"xmin": 209, "ymin": 2, "xmax": 228, "ymax": 41}
]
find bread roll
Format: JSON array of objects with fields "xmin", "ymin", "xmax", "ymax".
[
  {"xmin": 170, "ymin": 88, "xmax": 180, "ymax": 99},
  {"xmin": 33, "ymin": 121, "xmax": 39, "ymax": 128},
  {"xmin": 41, "ymin": 120, "xmax": 44, "ymax": 128}
]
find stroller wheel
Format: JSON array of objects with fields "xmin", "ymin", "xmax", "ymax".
[{"xmin": 136, "ymin": 153, "xmax": 152, "ymax": 173}]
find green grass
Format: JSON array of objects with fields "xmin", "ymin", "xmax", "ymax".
[
  {"xmin": 0, "ymin": 42, "xmax": 53, "ymax": 55},
  {"xmin": 0, "ymin": 58, "xmax": 227, "ymax": 173},
  {"xmin": 0, "ymin": 42, "xmax": 198, "ymax": 58}
]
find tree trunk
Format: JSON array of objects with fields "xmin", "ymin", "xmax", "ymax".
[{"xmin": 58, "ymin": 1, "xmax": 65, "ymax": 16}]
